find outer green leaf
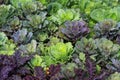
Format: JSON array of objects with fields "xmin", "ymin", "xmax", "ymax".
[
  {"xmin": 90, "ymin": 8, "xmax": 105, "ymax": 22},
  {"xmin": 30, "ymin": 55, "xmax": 42, "ymax": 67}
]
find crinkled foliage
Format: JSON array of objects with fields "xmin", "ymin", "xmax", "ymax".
[
  {"xmin": 75, "ymin": 37, "xmax": 120, "ymax": 64},
  {"xmin": 61, "ymin": 20, "xmax": 89, "ymax": 42},
  {"xmin": 0, "ymin": 50, "xmax": 33, "ymax": 80},
  {"xmin": 49, "ymin": 9, "xmax": 80, "ymax": 25},
  {"xmin": 45, "ymin": 42, "xmax": 73, "ymax": 64}
]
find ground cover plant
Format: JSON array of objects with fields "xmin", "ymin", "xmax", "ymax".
[{"xmin": 1, "ymin": 0, "xmax": 120, "ymax": 80}]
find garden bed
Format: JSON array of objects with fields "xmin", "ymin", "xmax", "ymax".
[{"xmin": 0, "ymin": 0, "xmax": 120, "ymax": 80}]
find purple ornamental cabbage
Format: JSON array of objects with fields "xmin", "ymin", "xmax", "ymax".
[
  {"xmin": 61, "ymin": 20, "xmax": 89, "ymax": 41},
  {"xmin": 12, "ymin": 29, "xmax": 33, "ymax": 44},
  {"xmin": 0, "ymin": 50, "xmax": 32, "ymax": 80}
]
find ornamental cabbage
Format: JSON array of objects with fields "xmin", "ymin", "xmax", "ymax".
[
  {"xmin": 0, "ymin": 32, "xmax": 16, "ymax": 55},
  {"xmin": 75, "ymin": 38, "xmax": 120, "ymax": 64},
  {"xmin": 61, "ymin": 20, "xmax": 89, "ymax": 41},
  {"xmin": 46, "ymin": 42, "xmax": 73, "ymax": 63},
  {"xmin": 10, "ymin": 0, "xmax": 32, "ymax": 8},
  {"xmin": 30, "ymin": 55, "xmax": 43, "ymax": 67},
  {"xmin": 0, "ymin": 5, "xmax": 14, "ymax": 26},
  {"xmin": 49, "ymin": 9, "xmax": 80, "ymax": 25},
  {"xmin": 0, "ymin": 39, "xmax": 16, "ymax": 55},
  {"xmin": 107, "ymin": 72, "xmax": 120, "ymax": 80}
]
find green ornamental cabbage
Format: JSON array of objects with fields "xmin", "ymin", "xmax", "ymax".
[
  {"xmin": 0, "ymin": 32, "xmax": 16, "ymax": 55},
  {"xmin": 90, "ymin": 7, "xmax": 120, "ymax": 22},
  {"xmin": 0, "ymin": 5, "xmax": 13, "ymax": 25},
  {"xmin": 30, "ymin": 55, "xmax": 42, "ymax": 67},
  {"xmin": 21, "ymin": 1, "xmax": 45, "ymax": 14},
  {"xmin": 75, "ymin": 37, "xmax": 97, "ymax": 54},
  {"xmin": 96, "ymin": 38, "xmax": 120, "ymax": 57},
  {"xmin": 26, "ymin": 12, "xmax": 47, "ymax": 29},
  {"xmin": 19, "ymin": 40, "xmax": 37, "ymax": 54},
  {"xmin": 107, "ymin": 72, "xmax": 120, "ymax": 80},
  {"xmin": 49, "ymin": 9, "xmax": 80, "ymax": 25},
  {"xmin": 0, "ymin": 40, "xmax": 16, "ymax": 55},
  {"xmin": 11, "ymin": 0, "xmax": 33, "ymax": 8},
  {"xmin": 46, "ymin": 42, "xmax": 73, "ymax": 63},
  {"xmin": 75, "ymin": 38, "xmax": 120, "ymax": 64}
]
